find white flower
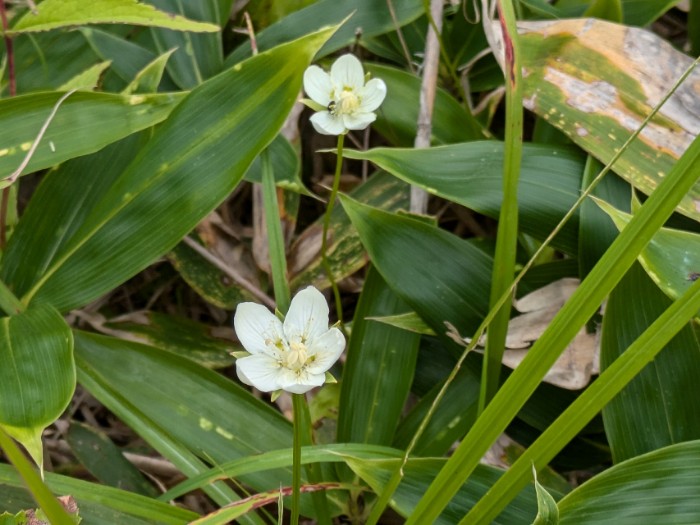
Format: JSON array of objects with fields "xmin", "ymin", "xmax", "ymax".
[
  {"xmin": 233, "ymin": 286, "xmax": 345, "ymax": 394},
  {"xmin": 303, "ymin": 54, "xmax": 387, "ymax": 136}
]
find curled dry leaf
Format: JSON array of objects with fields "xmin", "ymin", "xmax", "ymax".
[{"xmin": 469, "ymin": 278, "xmax": 600, "ymax": 390}]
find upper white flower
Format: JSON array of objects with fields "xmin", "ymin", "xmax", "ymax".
[
  {"xmin": 233, "ymin": 286, "xmax": 345, "ymax": 394},
  {"xmin": 303, "ymin": 54, "xmax": 387, "ymax": 136}
]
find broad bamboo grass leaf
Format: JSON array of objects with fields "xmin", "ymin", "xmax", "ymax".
[
  {"xmin": 342, "ymin": 142, "xmax": 584, "ymax": 255},
  {"xmin": 0, "ymin": 91, "xmax": 183, "ymax": 179},
  {"xmin": 8, "ymin": 0, "xmax": 220, "ymax": 34},
  {"xmin": 601, "ymin": 264, "xmax": 700, "ymax": 462},
  {"xmin": 365, "ymin": 63, "xmax": 485, "ymax": 145},
  {"xmin": 0, "ymin": 304, "xmax": 74, "ymax": 473},
  {"xmin": 289, "ymin": 172, "xmax": 410, "ymax": 290},
  {"xmin": 74, "ymin": 331, "xmax": 277, "ymax": 524},
  {"xmin": 406, "ymin": 121, "xmax": 700, "ymax": 523},
  {"xmin": 339, "ymin": 195, "xmax": 492, "ymax": 340},
  {"xmin": 345, "ymin": 457, "xmax": 542, "ymax": 524},
  {"xmin": 0, "ymin": 464, "xmax": 197, "ymax": 524},
  {"xmin": 598, "ymin": 199, "xmax": 700, "ymax": 313},
  {"xmin": 149, "ymin": 0, "xmax": 224, "ymax": 89},
  {"xmin": 103, "ymin": 311, "xmax": 235, "ymax": 368},
  {"xmin": 80, "ymin": 27, "xmax": 158, "ymax": 86},
  {"xmin": 460, "ymin": 269, "xmax": 700, "ymax": 524},
  {"xmin": 393, "ymin": 363, "xmax": 480, "ymax": 456},
  {"xmin": 557, "ymin": 440, "xmax": 700, "ymax": 524},
  {"xmin": 500, "ymin": 18, "xmax": 700, "ymax": 222},
  {"xmin": 122, "ymin": 48, "xmax": 176, "ymax": 94},
  {"xmin": 225, "ymin": 0, "xmax": 423, "ymax": 66},
  {"xmin": 57, "ymin": 61, "xmax": 112, "ymax": 91},
  {"xmin": 162, "ymin": 443, "xmax": 402, "ymax": 501},
  {"xmin": 2, "ymin": 26, "xmax": 337, "ymax": 312},
  {"xmin": 10, "ymin": 31, "xmax": 100, "ymax": 92},
  {"xmin": 67, "ymin": 422, "xmax": 159, "ymax": 497},
  {"xmin": 337, "ymin": 267, "xmax": 420, "ymax": 446},
  {"xmin": 167, "ymin": 241, "xmax": 259, "ymax": 310}
]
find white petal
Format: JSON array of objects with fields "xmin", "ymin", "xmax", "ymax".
[
  {"xmin": 236, "ymin": 354, "xmax": 283, "ymax": 392},
  {"xmin": 359, "ymin": 78, "xmax": 387, "ymax": 112},
  {"xmin": 342, "ymin": 112, "xmax": 376, "ymax": 131},
  {"xmin": 330, "ymin": 54, "xmax": 365, "ymax": 90},
  {"xmin": 284, "ymin": 286, "xmax": 330, "ymax": 344},
  {"xmin": 303, "ymin": 66, "xmax": 333, "ymax": 106},
  {"xmin": 233, "ymin": 302, "xmax": 285, "ymax": 356},
  {"xmin": 306, "ymin": 327, "xmax": 345, "ymax": 374},
  {"xmin": 277, "ymin": 368, "xmax": 326, "ymax": 394},
  {"xmin": 309, "ymin": 111, "xmax": 346, "ymax": 136}
]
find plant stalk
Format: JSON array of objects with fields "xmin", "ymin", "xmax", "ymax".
[{"xmin": 322, "ymin": 134, "xmax": 345, "ymax": 324}]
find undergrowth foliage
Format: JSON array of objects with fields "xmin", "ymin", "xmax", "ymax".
[{"xmin": 1, "ymin": 1, "xmax": 699, "ymax": 524}]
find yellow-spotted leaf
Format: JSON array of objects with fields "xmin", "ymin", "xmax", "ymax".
[
  {"xmin": 0, "ymin": 91, "xmax": 184, "ymax": 180},
  {"xmin": 493, "ymin": 19, "xmax": 700, "ymax": 221},
  {"xmin": 2, "ymin": 26, "xmax": 338, "ymax": 312},
  {"xmin": 9, "ymin": 0, "xmax": 219, "ymax": 34},
  {"xmin": 0, "ymin": 303, "xmax": 75, "ymax": 471}
]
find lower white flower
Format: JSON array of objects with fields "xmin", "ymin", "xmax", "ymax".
[
  {"xmin": 303, "ymin": 54, "xmax": 387, "ymax": 136},
  {"xmin": 233, "ymin": 286, "xmax": 345, "ymax": 395}
]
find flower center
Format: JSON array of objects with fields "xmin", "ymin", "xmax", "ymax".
[
  {"xmin": 286, "ymin": 341, "xmax": 309, "ymax": 371},
  {"xmin": 330, "ymin": 88, "xmax": 360, "ymax": 116}
]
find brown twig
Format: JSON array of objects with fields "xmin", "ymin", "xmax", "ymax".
[
  {"xmin": 410, "ymin": 0, "xmax": 444, "ymax": 214},
  {"xmin": 0, "ymin": 0, "xmax": 15, "ymax": 249}
]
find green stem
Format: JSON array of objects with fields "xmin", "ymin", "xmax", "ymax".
[
  {"xmin": 321, "ymin": 134, "xmax": 345, "ymax": 324},
  {"xmin": 479, "ymin": 0, "xmax": 523, "ymax": 412},
  {"xmin": 0, "ymin": 427, "xmax": 75, "ymax": 525},
  {"xmin": 261, "ymin": 148, "xmax": 291, "ymax": 313},
  {"xmin": 0, "ymin": 278, "xmax": 25, "ymax": 315},
  {"xmin": 291, "ymin": 394, "xmax": 304, "ymax": 525}
]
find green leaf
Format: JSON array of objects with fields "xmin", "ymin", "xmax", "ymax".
[
  {"xmin": 0, "ymin": 464, "xmax": 197, "ymax": 524},
  {"xmin": 0, "ymin": 91, "xmax": 183, "ymax": 180},
  {"xmin": 104, "ymin": 311, "xmax": 235, "ymax": 368},
  {"xmin": 167, "ymin": 241, "xmax": 259, "ymax": 310},
  {"xmin": 73, "ymin": 331, "xmax": 306, "ymax": 517},
  {"xmin": 57, "ymin": 61, "xmax": 112, "ymax": 91},
  {"xmin": 80, "ymin": 28, "xmax": 157, "ymax": 86},
  {"xmin": 514, "ymin": 18, "xmax": 700, "ymax": 222},
  {"xmin": 245, "ymin": 134, "xmax": 310, "ymax": 195},
  {"xmin": 337, "ymin": 267, "xmax": 420, "ymax": 446},
  {"xmin": 342, "ymin": 143, "xmax": 585, "ymax": 255},
  {"xmin": 149, "ymin": 0, "xmax": 224, "ymax": 89},
  {"xmin": 558, "ymin": 440, "xmax": 700, "ymax": 524},
  {"xmin": 532, "ymin": 467, "xmax": 559, "ymax": 524},
  {"xmin": 339, "ymin": 194, "xmax": 492, "ymax": 340},
  {"xmin": 596, "ymin": 198, "xmax": 700, "ymax": 315},
  {"xmin": 225, "ymin": 0, "xmax": 423, "ymax": 66},
  {"xmin": 368, "ymin": 311, "xmax": 436, "ymax": 335},
  {"xmin": 66, "ymin": 422, "xmax": 158, "ymax": 497},
  {"xmin": 406, "ymin": 111, "xmax": 700, "ymax": 525},
  {"xmin": 0, "ymin": 303, "xmax": 74, "ymax": 470},
  {"xmin": 122, "ymin": 49, "xmax": 175, "ymax": 94},
  {"xmin": 346, "ymin": 457, "xmax": 540, "ymax": 524},
  {"xmin": 9, "ymin": 0, "xmax": 220, "ymax": 34},
  {"xmin": 289, "ymin": 172, "xmax": 410, "ymax": 290},
  {"xmin": 601, "ymin": 263, "xmax": 700, "ymax": 461},
  {"xmin": 364, "ymin": 64, "xmax": 484, "ymax": 146},
  {"xmin": 2, "ymin": 25, "xmax": 338, "ymax": 312}
]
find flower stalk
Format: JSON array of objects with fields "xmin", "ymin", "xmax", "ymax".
[{"xmin": 321, "ymin": 133, "xmax": 345, "ymax": 325}]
